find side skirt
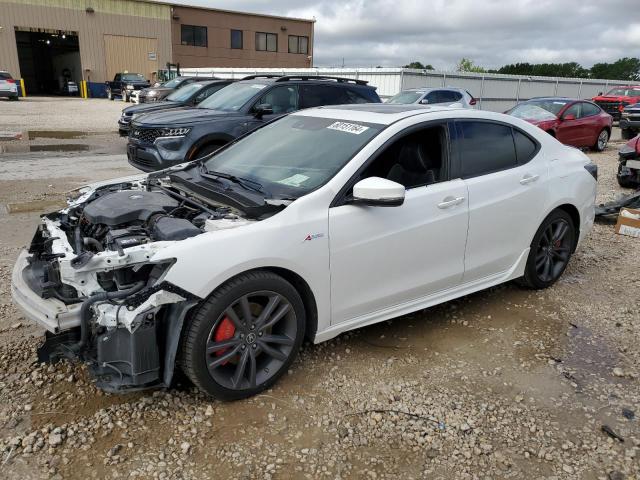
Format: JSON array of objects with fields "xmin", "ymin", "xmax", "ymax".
[{"xmin": 314, "ymin": 248, "xmax": 529, "ymax": 344}]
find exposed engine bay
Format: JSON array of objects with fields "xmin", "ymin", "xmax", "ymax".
[{"xmin": 19, "ymin": 174, "xmax": 260, "ymax": 392}]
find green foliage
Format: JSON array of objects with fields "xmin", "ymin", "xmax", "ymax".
[
  {"xmin": 495, "ymin": 62, "xmax": 589, "ymax": 78},
  {"xmin": 589, "ymin": 57, "xmax": 640, "ymax": 81},
  {"xmin": 456, "ymin": 58, "xmax": 486, "ymax": 73},
  {"xmin": 403, "ymin": 61, "xmax": 434, "ymax": 70}
]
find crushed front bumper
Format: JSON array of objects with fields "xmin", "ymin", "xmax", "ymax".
[{"xmin": 10, "ymin": 249, "xmax": 81, "ymax": 333}]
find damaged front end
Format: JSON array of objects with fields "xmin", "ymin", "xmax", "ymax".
[
  {"xmin": 617, "ymin": 135, "xmax": 640, "ymax": 189},
  {"xmin": 11, "ymin": 175, "xmax": 253, "ymax": 392}
]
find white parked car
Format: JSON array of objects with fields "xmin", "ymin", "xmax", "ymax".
[
  {"xmin": 12, "ymin": 104, "xmax": 597, "ymax": 399},
  {"xmin": 0, "ymin": 71, "xmax": 19, "ymax": 100},
  {"xmin": 387, "ymin": 87, "xmax": 477, "ymax": 108}
]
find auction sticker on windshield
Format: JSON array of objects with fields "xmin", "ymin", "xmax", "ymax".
[
  {"xmin": 277, "ymin": 174, "xmax": 310, "ymax": 187},
  {"xmin": 327, "ymin": 121, "xmax": 370, "ymax": 135}
]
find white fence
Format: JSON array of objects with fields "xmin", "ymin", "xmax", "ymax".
[{"xmin": 179, "ymin": 67, "xmax": 640, "ymax": 112}]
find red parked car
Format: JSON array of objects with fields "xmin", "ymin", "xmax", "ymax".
[
  {"xmin": 506, "ymin": 97, "xmax": 612, "ymax": 151},
  {"xmin": 592, "ymin": 86, "xmax": 640, "ymax": 121}
]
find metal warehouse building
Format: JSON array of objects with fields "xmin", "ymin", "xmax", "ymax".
[{"xmin": 0, "ymin": 0, "xmax": 314, "ymax": 96}]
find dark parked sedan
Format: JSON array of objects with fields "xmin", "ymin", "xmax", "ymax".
[
  {"xmin": 507, "ymin": 97, "xmax": 612, "ymax": 151},
  {"xmin": 138, "ymin": 76, "xmax": 202, "ymax": 104},
  {"xmin": 118, "ymin": 80, "xmax": 234, "ymax": 135}
]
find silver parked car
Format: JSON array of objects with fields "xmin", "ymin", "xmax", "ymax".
[
  {"xmin": 0, "ymin": 71, "xmax": 19, "ymax": 100},
  {"xmin": 387, "ymin": 87, "xmax": 477, "ymax": 108}
]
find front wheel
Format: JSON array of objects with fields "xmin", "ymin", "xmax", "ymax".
[
  {"xmin": 518, "ymin": 210, "xmax": 576, "ymax": 289},
  {"xmin": 122, "ymin": 91, "xmax": 128, "ymax": 102},
  {"xmin": 593, "ymin": 129, "xmax": 609, "ymax": 151},
  {"xmin": 107, "ymin": 89, "xmax": 113, "ymax": 101},
  {"xmin": 180, "ymin": 271, "xmax": 306, "ymax": 400}
]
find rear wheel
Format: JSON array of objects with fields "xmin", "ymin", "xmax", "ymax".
[
  {"xmin": 180, "ymin": 271, "xmax": 306, "ymax": 400},
  {"xmin": 518, "ymin": 210, "xmax": 575, "ymax": 289},
  {"xmin": 593, "ymin": 129, "xmax": 609, "ymax": 151}
]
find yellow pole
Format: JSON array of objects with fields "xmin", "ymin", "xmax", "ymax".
[
  {"xmin": 81, "ymin": 80, "xmax": 87, "ymax": 99},
  {"xmin": 19, "ymin": 79, "xmax": 26, "ymax": 97}
]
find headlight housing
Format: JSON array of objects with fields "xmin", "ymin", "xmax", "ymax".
[
  {"xmin": 126, "ymin": 84, "xmax": 134, "ymax": 90},
  {"xmin": 147, "ymin": 90, "xmax": 157, "ymax": 96}
]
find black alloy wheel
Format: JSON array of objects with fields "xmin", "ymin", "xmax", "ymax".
[
  {"xmin": 181, "ymin": 271, "xmax": 305, "ymax": 400},
  {"xmin": 519, "ymin": 209, "xmax": 575, "ymax": 289}
]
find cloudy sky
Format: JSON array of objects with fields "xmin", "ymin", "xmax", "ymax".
[{"xmin": 163, "ymin": 0, "xmax": 640, "ymax": 69}]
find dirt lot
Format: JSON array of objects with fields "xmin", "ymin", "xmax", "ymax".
[{"xmin": 0, "ymin": 99, "xmax": 638, "ymax": 480}]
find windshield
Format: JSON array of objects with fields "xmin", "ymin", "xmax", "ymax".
[
  {"xmin": 387, "ymin": 91, "xmax": 423, "ymax": 104},
  {"xmin": 605, "ymin": 88, "xmax": 640, "ymax": 98},
  {"xmin": 203, "ymin": 115, "xmax": 384, "ymax": 199},
  {"xmin": 166, "ymin": 83, "xmax": 203, "ymax": 101},
  {"xmin": 509, "ymin": 103, "xmax": 558, "ymax": 121},
  {"xmin": 197, "ymin": 82, "xmax": 266, "ymax": 111},
  {"xmin": 122, "ymin": 73, "xmax": 145, "ymax": 82}
]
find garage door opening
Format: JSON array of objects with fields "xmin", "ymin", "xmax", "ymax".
[{"xmin": 15, "ymin": 28, "xmax": 81, "ymax": 96}]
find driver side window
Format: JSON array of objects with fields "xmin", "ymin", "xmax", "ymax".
[
  {"xmin": 257, "ymin": 86, "xmax": 299, "ymax": 114},
  {"xmin": 358, "ymin": 124, "xmax": 447, "ymax": 190},
  {"xmin": 563, "ymin": 103, "xmax": 581, "ymax": 119}
]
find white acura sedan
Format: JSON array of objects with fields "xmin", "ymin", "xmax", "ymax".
[{"xmin": 12, "ymin": 104, "xmax": 597, "ymax": 399}]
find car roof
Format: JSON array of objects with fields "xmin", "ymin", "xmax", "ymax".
[
  {"xmin": 192, "ymin": 79, "xmax": 232, "ymax": 86},
  {"xmin": 235, "ymin": 75, "xmax": 373, "ymax": 89},
  {"xmin": 404, "ymin": 87, "xmax": 466, "ymax": 93},
  {"xmin": 292, "ymin": 103, "xmax": 466, "ymax": 125},
  {"xmin": 524, "ymin": 97, "xmax": 578, "ymax": 102}
]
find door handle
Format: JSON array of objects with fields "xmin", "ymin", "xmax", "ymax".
[
  {"xmin": 437, "ymin": 196, "xmax": 465, "ymax": 209},
  {"xmin": 519, "ymin": 174, "xmax": 539, "ymax": 185}
]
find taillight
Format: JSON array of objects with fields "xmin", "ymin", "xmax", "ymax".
[
  {"xmin": 469, "ymin": 98, "xmax": 477, "ymax": 106},
  {"xmin": 6, "ymin": 79, "xmax": 15, "ymax": 84}
]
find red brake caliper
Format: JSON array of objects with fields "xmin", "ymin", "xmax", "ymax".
[{"xmin": 213, "ymin": 317, "xmax": 236, "ymax": 365}]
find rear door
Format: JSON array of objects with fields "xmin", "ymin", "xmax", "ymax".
[
  {"xmin": 452, "ymin": 120, "xmax": 548, "ymax": 282},
  {"xmin": 579, "ymin": 102, "xmax": 605, "ymax": 146}
]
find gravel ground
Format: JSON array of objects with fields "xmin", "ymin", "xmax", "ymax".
[{"xmin": 0, "ymin": 116, "xmax": 638, "ymax": 479}]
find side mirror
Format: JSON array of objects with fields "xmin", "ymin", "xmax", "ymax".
[
  {"xmin": 254, "ymin": 103, "xmax": 274, "ymax": 119},
  {"xmin": 153, "ymin": 82, "xmax": 161, "ymax": 87},
  {"xmin": 351, "ymin": 177, "xmax": 405, "ymax": 207},
  {"xmin": 598, "ymin": 91, "xmax": 603, "ymax": 96},
  {"xmin": 420, "ymin": 98, "xmax": 429, "ymax": 104},
  {"xmin": 562, "ymin": 114, "xmax": 576, "ymax": 121}
]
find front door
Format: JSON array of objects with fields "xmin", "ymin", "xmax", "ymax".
[
  {"xmin": 244, "ymin": 85, "xmax": 299, "ymax": 133},
  {"xmin": 328, "ymin": 123, "xmax": 469, "ymax": 324}
]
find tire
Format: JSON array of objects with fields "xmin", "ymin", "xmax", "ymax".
[
  {"xmin": 617, "ymin": 164, "xmax": 639, "ymax": 188},
  {"xmin": 107, "ymin": 89, "xmax": 113, "ymax": 101},
  {"xmin": 180, "ymin": 271, "xmax": 306, "ymax": 400},
  {"xmin": 593, "ymin": 129, "xmax": 609, "ymax": 151},
  {"xmin": 517, "ymin": 209, "xmax": 576, "ymax": 290},
  {"xmin": 122, "ymin": 91, "xmax": 128, "ymax": 102},
  {"xmin": 621, "ymin": 128, "xmax": 637, "ymax": 140},
  {"xmin": 193, "ymin": 143, "xmax": 224, "ymax": 160}
]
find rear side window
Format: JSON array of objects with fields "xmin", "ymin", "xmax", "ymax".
[
  {"xmin": 300, "ymin": 85, "xmax": 369, "ymax": 108},
  {"xmin": 513, "ymin": 130, "xmax": 538, "ymax": 164},
  {"xmin": 457, "ymin": 121, "xmax": 517, "ymax": 178},
  {"xmin": 440, "ymin": 91, "xmax": 463, "ymax": 102},
  {"xmin": 581, "ymin": 102, "xmax": 600, "ymax": 117}
]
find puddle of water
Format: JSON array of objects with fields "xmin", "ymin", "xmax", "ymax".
[
  {"xmin": 0, "ymin": 144, "xmax": 90, "ymax": 153},
  {"xmin": 27, "ymin": 130, "xmax": 91, "ymax": 140}
]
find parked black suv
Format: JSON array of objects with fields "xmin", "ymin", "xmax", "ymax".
[
  {"xmin": 118, "ymin": 79, "xmax": 233, "ymax": 135},
  {"xmin": 127, "ymin": 75, "xmax": 381, "ymax": 172}
]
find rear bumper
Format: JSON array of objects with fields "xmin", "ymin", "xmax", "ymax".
[
  {"xmin": 0, "ymin": 90, "xmax": 18, "ymax": 98},
  {"xmin": 11, "ymin": 250, "xmax": 81, "ymax": 333}
]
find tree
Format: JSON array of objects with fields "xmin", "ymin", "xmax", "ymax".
[
  {"xmin": 403, "ymin": 61, "xmax": 434, "ymax": 70},
  {"xmin": 495, "ymin": 62, "xmax": 588, "ymax": 78},
  {"xmin": 456, "ymin": 58, "xmax": 486, "ymax": 73},
  {"xmin": 590, "ymin": 57, "xmax": 640, "ymax": 81}
]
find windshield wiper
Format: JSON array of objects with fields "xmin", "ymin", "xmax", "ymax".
[{"xmin": 199, "ymin": 164, "xmax": 265, "ymax": 194}]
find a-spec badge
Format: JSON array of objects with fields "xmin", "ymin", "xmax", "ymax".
[{"xmin": 303, "ymin": 233, "xmax": 325, "ymax": 242}]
